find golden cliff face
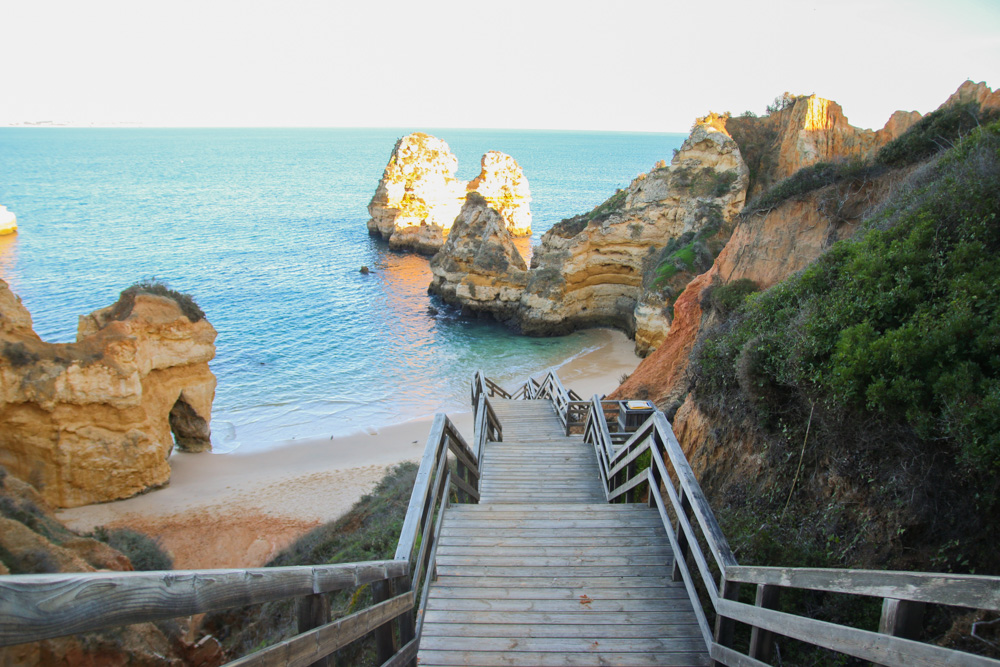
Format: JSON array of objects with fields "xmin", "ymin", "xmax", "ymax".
[
  {"xmin": 428, "ymin": 192, "xmax": 530, "ymax": 322},
  {"xmin": 0, "ymin": 281, "xmax": 216, "ymax": 508},
  {"xmin": 367, "ymin": 133, "xmax": 531, "ymax": 255},
  {"xmin": 519, "ymin": 122, "xmax": 749, "ymax": 336},
  {"xmin": 0, "ymin": 205, "xmax": 16, "ymax": 236}
]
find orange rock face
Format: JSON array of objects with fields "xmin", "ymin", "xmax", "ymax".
[
  {"xmin": 0, "ymin": 280, "xmax": 216, "ymax": 508},
  {"xmin": 614, "ymin": 167, "xmax": 912, "ymax": 407}
]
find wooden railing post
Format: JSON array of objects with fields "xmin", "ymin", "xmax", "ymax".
[
  {"xmin": 372, "ymin": 579, "xmax": 396, "ymax": 663},
  {"xmin": 879, "ymin": 597, "xmax": 925, "ymax": 640},
  {"xmin": 748, "ymin": 583, "xmax": 780, "ymax": 661},
  {"xmin": 297, "ymin": 593, "xmax": 332, "ymax": 667},
  {"xmin": 713, "ymin": 577, "xmax": 741, "ymax": 665},
  {"xmin": 671, "ymin": 489, "xmax": 691, "ymax": 582}
]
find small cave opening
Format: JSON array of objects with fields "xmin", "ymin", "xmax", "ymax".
[{"xmin": 169, "ymin": 395, "xmax": 211, "ymax": 453}]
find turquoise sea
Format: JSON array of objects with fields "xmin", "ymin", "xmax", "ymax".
[{"xmin": 0, "ymin": 128, "xmax": 685, "ymax": 451}]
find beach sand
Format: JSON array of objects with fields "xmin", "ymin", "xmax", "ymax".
[{"xmin": 57, "ymin": 328, "xmax": 639, "ymax": 569}]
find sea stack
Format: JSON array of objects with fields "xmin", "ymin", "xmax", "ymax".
[
  {"xmin": 367, "ymin": 133, "xmax": 531, "ymax": 255},
  {"xmin": 428, "ymin": 192, "xmax": 530, "ymax": 323},
  {"xmin": 0, "ymin": 280, "xmax": 217, "ymax": 508},
  {"xmin": 0, "ymin": 205, "xmax": 16, "ymax": 235}
]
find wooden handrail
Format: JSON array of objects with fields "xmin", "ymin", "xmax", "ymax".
[
  {"xmin": 2, "ymin": 407, "xmax": 481, "ymax": 667},
  {"xmin": 582, "ymin": 402, "xmax": 1000, "ymax": 666},
  {"xmin": 0, "ymin": 561, "xmax": 408, "ymax": 646}
]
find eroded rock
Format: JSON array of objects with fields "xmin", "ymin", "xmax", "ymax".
[
  {"xmin": 367, "ymin": 133, "xmax": 531, "ymax": 254},
  {"xmin": 0, "ymin": 280, "xmax": 216, "ymax": 507},
  {"xmin": 0, "ymin": 205, "xmax": 16, "ymax": 236},
  {"xmin": 428, "ymin": 192, "xmax": 529, "ymax": 323},
  {"xmin": 519, "ymin": 120, "xmax": 749, "ymax": 337}
]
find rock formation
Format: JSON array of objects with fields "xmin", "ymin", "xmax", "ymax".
[
  {"xmin": 428, "ymin": 192, "xmax": 529, "ymax": 322},
  {"xmin": 615, "ymin": 166, "xmax": 914, "ymax": 408},
  {"xmin": 0, "ymin": 280, "xmax": 216, "ymax": 508},
  {"xmin": 467, "ymin": 151, "xmax": 533, "ymax": 236},
  {"xmin": 724, "ymin": 94, "xmax": 921, "ymax": 199},
  {"xmin": 367, "ymin": 134, "xmax": 531, "ymax": 254},
  {"xmin": 939, "ymin": 79, "xmax": 1000, "ymax": 113},
  {"xmin": 518, "ymin": 120, "xmax": 749, "ymax": 337},
  {"xmin": 0, "ymin": 468, "xmax": 224, "ymax": 666},
  {"xmin": 0, "ymin": 205, "xmax": 16, "ymax": 235}
]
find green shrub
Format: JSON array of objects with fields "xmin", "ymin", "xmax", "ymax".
[
  {"xmin": 743, "ymin": 160, "xmax": 886, "ymax": 215},
  {"xmin": 1, "ymin": 342, "xmax": 40, "ymax": 367},
  {"xmin": 90, "ymin": 527, "xmax": 173, "ymax": 571},
  {"xmin": 694, "ymin": 121, "xmax": 1000, "ymax": 470},
  {"xmin": 703, "ymin": 278, "xmax": 760, "ymax": 316},
  {"xmin": 876, "ymin": 101, "xmax": 999, "ymax": 167},
  {"xmin": 108, "ymin": 279, "xmax": 205, "ymax": 322}
]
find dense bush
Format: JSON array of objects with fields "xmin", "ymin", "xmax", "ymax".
[
  {"xmin": 695, "ymin": 121, "xmax": 1000, "ymax": 470},
  {"xmin": 702, "ymin": 278, "xmax": 760, "ymax": 316},
  {"xmin": 742, "ymin": 160, "xmax": 886, "ymax": 215},
  {"xmin": 108, "ymin": 279, "xmax": 205, "ymax": 322},
  {"xmin": 90, "ymin": 526, "xmax": 174, "ymax": 571},
  {"xmin": 876, "ymin": 101, "xmax": 998, "ymax": 167},
  {"xmin": 208, "ymin": 462, "xmax": 418, "ymax": 665}
]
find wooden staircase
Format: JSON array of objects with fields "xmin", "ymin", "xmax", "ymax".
[{"xmin": 418, "ymin": 399, "xmax": 709, "ymax": 666}]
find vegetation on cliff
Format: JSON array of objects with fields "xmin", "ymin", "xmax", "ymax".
[
  {"xmin": 673, "ymin": 118, "xmax": 1000, "ymax": 663},
  {"xmin": 207, "ymin": 462, "xmax": 417, "ymax": 665},
  {"xmin": 741, "ymin": 100, "xmax": 998, "ymax": 216},
  {"xmin": 109, "ymin": 278, "xmax": 206, "ymax": 323}
]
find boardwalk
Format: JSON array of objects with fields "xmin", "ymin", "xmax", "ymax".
[{"xmin": 418, "ymin": 399, "xmax": 710, "ymax": 666}]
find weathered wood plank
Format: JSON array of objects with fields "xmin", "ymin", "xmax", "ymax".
[
  {"xmin": 394, "ymin": 414, "xmax": 447, "ymax": 562},
  {"xmin": 419, "ymin": 622, "xmax": 701, "ymax": 638},
  {"xmin": 418, "ymin": 636, "xmax": 706, "ymax": 652},
  {"xmin": 226, "ymin": 591, "xmax": 414, "ymax": 667},
  {"xmin": 425, "ymin": 585, "xmax": 689, "ymax": 601},
  {"xmin": 434, "ymin": 555, "xmax": 669, "ymax": 567},
  {"xmin": 717, "ymin": 598, "xmax": 1000, "ymax": 667},
  {"xmin": 726, "ymin": 566, "xmax": 1000, "ymax": 612},
  {"xmin": 423, "ymin": 609, "xmax": 700, "ymax": 626},
  {"xmin": 425, "ymin": 600, "xmax": 696, "ymax": 614},
  {"xmin": 434, "ymin": 565, "xmax": 671, "ymax": 578},
  {"xmin": 437, "ymin": 545, "xmax": 672, "ymax": 557},
  {"xmin": 432, "ymin": 575, "xmax": 678, "ymax": 589},
  {"xmin": 0, "ymin": 561, "xmax": 407, "ymax": 646},
  {"xmin": 416, "ymin": 650, "xmax": 710, "ymax": 666}
]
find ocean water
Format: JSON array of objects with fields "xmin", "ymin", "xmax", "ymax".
[{"xmin": 0, "ymin": 128, "xmax": 685, "ymax": 451}]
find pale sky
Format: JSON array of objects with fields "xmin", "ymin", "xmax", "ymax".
[{"xmin": 3, "ymin": 0, "xmax": 999, "ymax": 132}]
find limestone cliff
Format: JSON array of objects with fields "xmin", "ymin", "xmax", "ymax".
[
  {"xmin": 939, "ymin": 79, "xmax": 1000, "ymax": 113},
  {"xmin": 428, "ymin": 192, "xmax": 529, "ymax": 322},
  {"xmin": 0, "ymin": 280, "xmax": 216, "ymax": 508},
  {"xmin": 0, "ymin": 205, "xmax": 16, "ymax": 235},
  {"xmin": 615, "ymin": 167, "xmax": 913, "ymax": 408},
  {"xmin": 724, "ymin": 94, "xmax": 921, "ymax": 199},
  {"xmin": 517, "ymin": 121, "xmax": 749, "ymax": 336},
  {"xmin": 367, "ymin": 134, "xmax": 531, "ymax": 254}
]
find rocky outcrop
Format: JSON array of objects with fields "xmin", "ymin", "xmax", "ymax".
[
  {"xmin": 614, "ymin": 165, "xmax": 916, "ymax": 408},
  {"xmin": 939, "ymin": 79, "xmax": 1000, "ymax": 113},
  {"xmin": 428, "ymin": 192, "xmax": 529, "ymax": 322},
  {"xmin": 0, "ymin": 281, "xmax": 216, "ymax": 508},
  {"xmin": 0, "ymin": 205, "xmax": 16, "ymax": 235},
  {"xmin": 725, "ymin": 95, "xmax": 922, "ymax": 199},
  {"xmin": 518, "ymin": 121, "xmax": 749, "ymax": 336},
  {"xmin": 367, "ymin": 134, "xmax": 531, "ymax": 254},
  {"xmin": 468, "ymin": 151, "xmax": 533, "ymax": 237}
]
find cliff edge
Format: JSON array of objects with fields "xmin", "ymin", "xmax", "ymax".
[{"xmin": 0, "ymin": 280, "xmax": 216, "ymax": 508}]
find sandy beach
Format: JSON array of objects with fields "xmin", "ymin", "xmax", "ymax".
[{"xmin": 58, "ymin": 328, "xmax": 639, "ymax": 570}]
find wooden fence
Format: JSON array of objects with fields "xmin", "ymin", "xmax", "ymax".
[
  {"xmin": 0, "ymin": 402, "xmax": 485, "ymax": 667},
  {"xmin": 582, "ymin": 396, "xmax": 1000, "ymax": 667}
]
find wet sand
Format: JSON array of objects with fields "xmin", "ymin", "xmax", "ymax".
[{"xmin": 58, "ymin": 329, "xmax": 639, "ymax": 569}]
